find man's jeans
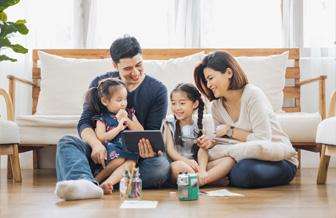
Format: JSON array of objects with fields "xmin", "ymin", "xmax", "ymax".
[{"xmin": 56, "ymin": 135, "xmax": 170, "ymax": 188}]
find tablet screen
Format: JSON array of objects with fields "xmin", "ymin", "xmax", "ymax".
[{"xmin": 121, "ymin": 130, "xmax": 166, "ymax": 153}]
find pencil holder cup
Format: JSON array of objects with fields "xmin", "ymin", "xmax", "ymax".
[{"xmin": 120, "ymin": 168, "xmax": 142, "ymax": 199}]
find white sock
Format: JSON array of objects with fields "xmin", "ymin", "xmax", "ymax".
[{"xmin": 55, "ymin": 179, "xmax": 103, "ymax": 201}]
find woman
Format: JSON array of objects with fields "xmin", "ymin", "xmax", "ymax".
[{"xmin": 194, "ymin": 51, "xmax": 297, "ymax": 188}]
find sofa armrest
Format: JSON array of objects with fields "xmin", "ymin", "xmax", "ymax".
[
  {"xmin": 328, "ymin": 90, "xmax": 336, "ymax": 118},
  {"xmin": 7, "ymin": 75, "xmax": 39, "ymax": 113},
  {"xmin": 297, "ymin": 75, "xmax": 327, "ymax": 119},
  {"xmin": 7, "ymin": 75, "xmax": 38, "ymax": 87},
  {"xmin": 0, "ymin": 88, "xmax": 14, "ymax": 121}
]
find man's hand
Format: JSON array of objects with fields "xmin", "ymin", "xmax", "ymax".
[
  {"xmin": 215, "ymin": 124, "xmax": 230, "ymax": 137},
  {"xmin": 184, "ymin": 159, "xmax": 200, "ymax": 172},
  {"xmin": 91, "ymin": 142, "xmax": 107, "ymax": 168},
  {"xmin": 197, "ymin": 135, "xmax": 216, "ymax": 149},
  {"xmin": 138, "ymin": 138, "xmax": 162, "ymax": 158}
]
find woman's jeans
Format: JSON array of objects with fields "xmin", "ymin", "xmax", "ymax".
[
  {"xmin": 229, "ymin": 159, "xmax": 297, "ymax": 188},
  {"xmin": 56, "ymin": 135, "xmax": 170, "ymax": 188}
]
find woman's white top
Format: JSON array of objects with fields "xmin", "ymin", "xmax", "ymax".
[{"xmin": 211, "ymin": 84, "xmax": 298, "ymax": 166}]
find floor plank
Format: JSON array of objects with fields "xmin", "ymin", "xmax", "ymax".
[{"xmin": 1, "ymin": 169, "xmax": 336, "ymax": 218}]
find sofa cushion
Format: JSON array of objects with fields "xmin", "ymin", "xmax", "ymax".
[
  {"xmin": 316, "ymin": 117, "xmax": 336, "ymax": 145},
  {"xmin": 16, "ymin": 112, "xmax": 321, "ymax": 145},
  {"xmin": 37, "ymin": 51, "xmax": 205, "ymax": 116},
  {"xmin": 0, "ymin": 120, "xmax": 20, "ymax": 144},
  {"xmin": 19, "ymin": 126, "xmax": 77, "ymax": 145},
  {"xmin": 236, "ymin": 52, "xmax": 289, "ymax": 112},
  {"xmin": 16, "ymin": 115, "xmax": 79, "ymax": 127},
  {"xmin": 37, "ymin": 51, "xmax": 114, "ymax": 115},
  {"xmin": 276, "ymin": 112, "xmax": 321, "ymax": 143},
  {"xmin": 15, "ymin": 115, "xmax": 79, "ymax": 145}
]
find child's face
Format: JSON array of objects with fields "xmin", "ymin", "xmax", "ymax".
[
  {"xmin": 171, "ymin": 91, "xmax": 198, "ymax": 121},
  {"xmin": 102, "ymin": 87, "xmax": 128, "ymax": 113}
]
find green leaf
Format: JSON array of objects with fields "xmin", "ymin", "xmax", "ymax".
[
  {"xmin": 0, "ymin": 54, "xmax": 17, "ymax": 62},
  {"xmin": 0, "ymin": 37, "xmax": 11, "ymax": 47},
  {"xmin": 0, "ymin": 23, "xmax": 16, "ymax": 38},
  {"xmin": 9, "ymin": 43, "xmax": 28, "ymax": 53},
  {"xmin": 15, "ymin": 21, "xmax": 28, "ymax": 34},
  {"xmin": 0, "ymin": 21, "xmax": 28, "ymax": 37},
  {"xmin": 15, "ymin": 19, "xmax": 26, "ymax": 25},
  {"xmin": 0, "ymin": 11, "xmax": 7, "ymax": 21},
  {"xmin": 0, "ymin": 0, "xmax": 20, "ymax": 12}
]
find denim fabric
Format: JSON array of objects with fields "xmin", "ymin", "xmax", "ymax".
[
  {"xmin": 229, "ymin": 159, "xmax": 297, "ymax": 188},
  {"xmin": 56, "ymin": 135, "xmax": 170, "ymax": 188}
]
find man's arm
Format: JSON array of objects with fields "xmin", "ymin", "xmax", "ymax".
[
  {"xmin": 77, "ymin": 74, "xmax": 109, "ymax": 166},
  {"xmin": 144, "ymin": 85, "xmax": 168, "ymax": 130}
]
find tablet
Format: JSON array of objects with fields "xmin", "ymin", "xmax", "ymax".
[{"xmin": 121, "ymin": 130, "xmax": 166, "ymax": 154}]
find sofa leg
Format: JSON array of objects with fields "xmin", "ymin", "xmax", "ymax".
[
  {"xmin": 9, "ymin": 144, "xmax": 22, "ymax": 183},
  {"xmin": 7, "ymin": 155, "xmax": 13, "ymax": 180},
  {"xmin": 297, "ymin": 149, "xmax": 301, "ymax": 169},
  {"xmin": 317, "ymin": 145, "xmax": 330, "ymax": 184},
  {"xmin": 33, "ymin": 149, "xmax": 39, "ymax": 169}
]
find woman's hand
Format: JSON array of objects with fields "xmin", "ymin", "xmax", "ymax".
[
  {"xmin": 197, "ymin": 135, "xmax": 216, "ymax": 149},
  {"xmin": 184, "ymin": 159, "xmax": 200, "ymax": 172},
  {"xmin": 215, "ymin": 124, "xmax": 230, "ymax": 137}
]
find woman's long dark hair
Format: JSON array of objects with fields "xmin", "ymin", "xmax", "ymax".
[
  {"xmin": 170, "ymin": 83, "xmax": 205, "ymax": 160},
  {"xmin": 85, "ymin": 78, "xmax": 126, "ymax": 114},
  {"xmin": 194, "ymin": 51, "xmax": 248, "ymax": 101}
]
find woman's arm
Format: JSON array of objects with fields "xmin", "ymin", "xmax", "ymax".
[
  {"xmin": 95, "ymin": 120, "xmax": 125, "ymax": 142},
  {"xmin": 245, "ymin": 90, "xmax": 273, "ymax": 141},
  {"xmin": 231, "ymin": 128, "xmax": 250, "ymax": 142}
]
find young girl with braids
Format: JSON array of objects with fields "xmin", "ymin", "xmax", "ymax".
[
  {"xmin": 162, "ymin": 83, "xmax": 228, "ymax": 187},
  {"xmin": 85, "ymin": 78, "xmax": 143, "ymax": 194}
]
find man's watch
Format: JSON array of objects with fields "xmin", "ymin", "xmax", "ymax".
[{"xmin": 226, "ymin": 126, "xmax": 234, "ymax": 138}]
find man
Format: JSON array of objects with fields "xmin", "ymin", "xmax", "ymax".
[{"xmin": 55, "ymin": 36, "xmax": 170, "ymax": 200}]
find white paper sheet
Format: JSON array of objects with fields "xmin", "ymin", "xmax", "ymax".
[
  {"xmin": 120, "ymin": 200, "xmax": 158, "ymax": 209},
  {"xmin": 204, "ymin": 189, "xmax": 244, "ymax": 197}
]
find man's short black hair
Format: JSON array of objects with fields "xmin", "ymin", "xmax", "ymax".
[{"xmin": 109, "ymin": 35, "xmax": 142, "ymax": 63}]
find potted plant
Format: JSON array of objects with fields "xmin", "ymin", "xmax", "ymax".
[{"xmin": 0, "ymin": 0, "xmax": 29, "ymax": 62}]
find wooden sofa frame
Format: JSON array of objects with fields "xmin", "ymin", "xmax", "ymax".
[{"xmin": 7, "ymin": 48, "xmax": 327, "ymax": 169}]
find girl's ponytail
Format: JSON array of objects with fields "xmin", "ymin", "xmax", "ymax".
[{"xmin": 85, "ymin": 87, "xmax": 104, "ymax": 114}]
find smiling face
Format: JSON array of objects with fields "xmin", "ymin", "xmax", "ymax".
[
  {"xmin": 203, "ymin": 67, "xmax": 233, "ymax": 98},
  {"xmin": 101, "ymin": 86, "xmax": 128, "ymax": 114},
  {"xmin": 114, "ymin": 54, "xmax": 144, "ymax": 86},
  {"xmin": 171, "ymin": 90, "xmax": 198, "ymax": 122}
]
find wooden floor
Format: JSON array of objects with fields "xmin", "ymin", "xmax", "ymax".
[{"xmin": 1, "ymin": 169, "xmax": 336, "ymax": 218}]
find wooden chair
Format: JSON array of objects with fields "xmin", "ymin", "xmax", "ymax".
[
  {"xmin": 316, "ymin": 90, "xmax": 336, "ymax": 184},
  {"xmin": 0, "ymin": 88, "xmax": 22, "ymax": 182}
]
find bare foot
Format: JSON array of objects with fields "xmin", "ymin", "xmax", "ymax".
[{"xmin": 100, "ymin": 181, "xmax": 114, "ymax": 194}]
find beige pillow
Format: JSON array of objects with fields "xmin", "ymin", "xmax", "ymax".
[
  {"xmin": 208, "ymin": 140, "xmax": 297, "ymax": 162},
  {"xmin": 235, "ymin": 52, "xmax": 289, "ymax": 112},
  {"xmin": 144, "ymin": 52, "xmax": 208, "ymax": 113},
  {"xmin": 37, "ymin": 51, "xmax": 114, "ymax": 115}
]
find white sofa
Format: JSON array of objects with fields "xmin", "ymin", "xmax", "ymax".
[{"xmin": 7, "ymin": 48, "xmax": 326, "ymax": 167}]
